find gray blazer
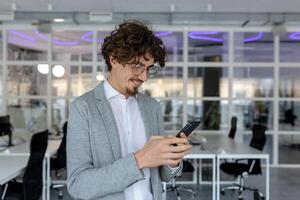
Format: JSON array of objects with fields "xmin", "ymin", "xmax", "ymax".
[{"xmin": 67, "ymin": 82, "xmax": 182, "ymax": 200}]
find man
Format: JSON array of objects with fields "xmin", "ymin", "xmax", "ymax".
[{"xmin": 67, "ymin": 20, "xmax": 192, "ymax": 200}]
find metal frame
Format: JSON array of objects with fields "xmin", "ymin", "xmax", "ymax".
[
  {"xmin": 1, "ymin": 24, "xmax": 300, "ymax": 167},
  {"xmin": 216, "ymin": 154, "xmax": 270, "ymax": 200},
  {"xmin": 182, "ymin": 153, "xmax": 216, "ymax": 200},
  {"xmin": 0, "ymin": 140, "xmax": 60, "ymax": 200}
]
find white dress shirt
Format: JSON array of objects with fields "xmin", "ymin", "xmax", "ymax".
[{"xmin": 103, "ymin": 80, "xmax": 179, "ymax": 200}]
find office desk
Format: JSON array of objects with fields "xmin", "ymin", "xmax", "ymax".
[
  {"xmin": 162, "ymin": 145, "xmax": 216, "ymax": 200},
  {"xmin": 0, "ymin": 139, "xmax": 61, "ymax": 200},
  {"xmin": 0, "ymin": 156, "xmax": 28, "ymax": 185},
  {"xmin": 184, "ymin": 146, "xmax": 216, "ymax": 200},
  {"xmin": 193, "ymin": 134, "xmax": 269, "ymax": 200}
]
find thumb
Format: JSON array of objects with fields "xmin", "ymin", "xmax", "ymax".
[{"xmin": 150, "ymin": 135, "xmax": 164, "ymax": 140}]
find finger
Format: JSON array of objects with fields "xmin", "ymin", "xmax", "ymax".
[
  {"xmin": 160, "ymin": 143, "xmax": 191, "ymax": 153},
  {"xmin": 179, "ymin": 132, "xmax": 187, "ymax": 138},
  {"xmin": 150, "ymin": 136, "xmax": 164, "ymax": 140},
  {"xmin": 167, "ymin": 144, "xmax": 192, "ymax": 153},
  {"xmin": 164, "ymin": 137, "xmax": 188, "ymax": 145},
  {"xmin": 163, "ymin": 152, "xmax": 187, "ymax": 159},
  {"xmin": 178, "ymin": 133, "xmax": 191, "ymax": 145},
  {"xmin": 166, "ymin": 158, "xmax": 182, "ymax": 166}
]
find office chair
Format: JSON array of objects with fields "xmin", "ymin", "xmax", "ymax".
[
  {"xmin": 50, "ymin": 121, "xmax": 67, "ymax": 199},
  {"xmin": 23, "ymin": 130, "xmax": 48, "ymax": 200},
  {"xmin": 220, "ymin": 124, "xmax": 266, "ymax": 200},
  {"xmin": 0, "ymin": 115, "xmax": 13, "ymax": 147},
  {"xmin": 228, "ymin": 116, "xmax": 237, "ymax": 139},
  {"xmin": 167, "ymin": 161, "xmax": 196, "ymax": 200},
  {"xmin": 2, "ymin": 130, "xmax": 48, "ymax": 200},
  {"xmin": 219, "ymin": 116, "xmax": 238, "ymax": 167}
]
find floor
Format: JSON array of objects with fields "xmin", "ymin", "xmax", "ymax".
[{"xmin": 49, "ymin": 167, "xmax": 300, "ymax": 200}]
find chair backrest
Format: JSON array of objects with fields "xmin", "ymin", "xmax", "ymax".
[
  {"xmin": 248, "ymin": 124, "xmax": 267, "ymax": 175},
  {"xmin": 0, "ymin": 115, "xmax": 10, "ymax": 124},
  {"xmin": 0, "ymin": 115, "xmax": 13, "ymax": 146},
  {"xmin": 23, "ymin": 130, "xmax": 48, "ymax": 200},
  {"xmin": 250, "ymin": 124, "xmax": 266, "ymax": 151},
  {"xmin": 55, "ymin": 121, "xmax": 68, "ymax": 169},
  {"xmin": 182, "ymin": 160, "xmax": 194, "ymax": 173},
  {"xmin": 228, "ymin": 116, "xmax": 237, "ymax": 139}
]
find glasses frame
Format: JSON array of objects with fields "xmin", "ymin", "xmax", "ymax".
[{"xmin": 126, "ymin": 62, "xmax": 161, "ymax": 78}]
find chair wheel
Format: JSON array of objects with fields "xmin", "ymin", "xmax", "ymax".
[
  {"xmin": 254, "ymin": 190, "xmax": 265, "ymax": 200},
  {"xmin": 238, "ymin": 197, "xmax": 243, "ymax": 200},
  {"xmin": 221, "ymin": 190, "xmax": 225, "ymax": 195}
]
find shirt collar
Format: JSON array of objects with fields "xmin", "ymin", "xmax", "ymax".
[{"xmin": 103, "ymin": 79, "xmax": 137, "ymax": 100}]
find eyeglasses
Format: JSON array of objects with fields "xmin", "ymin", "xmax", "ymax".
[{"xmin": 127, "ymin": 62, "xmax": 161, "ymax": 78}]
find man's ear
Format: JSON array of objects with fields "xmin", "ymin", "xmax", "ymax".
[{"xmin": 109, "ymin": 56, "xmax": 119, "ymax": 69}]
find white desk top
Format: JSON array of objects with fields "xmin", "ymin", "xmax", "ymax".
[
  {"xmin": 0, "ymin": 139, "xmax": 61, "ymax": 186},
  {"xmin": 192, "ymin": 134, "xmax": 265, "ymax": 155},
  {"xmin": 184, "ymin": 145, "xmax": 215, "ymax": 159},
  {"xmin": 0, "ymin": 139, "xmax": 61, "ymax": 157},
  {"xmin": 0, "ymin": 156, "xmax": 28, "ymax": 185}
]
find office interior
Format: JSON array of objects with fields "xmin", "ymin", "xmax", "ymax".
[{"xmin": 0, "ymin": 0, "xmax": 300, "ymax": 199}]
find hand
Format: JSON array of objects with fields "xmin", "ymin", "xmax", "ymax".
[
  {"xmin": 134, "ymin": 133, "xmax": 192, "ymax": 169},
  {"xmin": 169, "ymin": 132, "xmax": 191, "ymax": 168}
]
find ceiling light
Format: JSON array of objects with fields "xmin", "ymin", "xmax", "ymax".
[
  {"xmin": 53, "ymin": 18, "xmax": 64, "ymax": 23},
  {"xmin": 81, "ymin": 31, "xmax": 103, "ymax": 43},
  {"xmin": 37, "ymin": 64, "xmax": 49, "ymax": 74},
  {"xmin": 52, "ymin": 65, "xmax": 65, "ymax": 78},
  {"xmin": 9, "ymin": 30, "xmax": 36, "ymax": 42},
  {"xmin": 155, "ymin": 31, "xmax": 173, "ymax": 37},
  {"xmin": 96, "ymin": 74, "xmax": 105, "ymax": 81}
]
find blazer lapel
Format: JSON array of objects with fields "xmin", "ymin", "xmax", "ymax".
[
  {"xmin": 137, "ymin": 94, "xmax": 154, "ymax": 141},
  {"xmin": 94, "ymin": 83, "xmax": 122, "ymax": 159}
]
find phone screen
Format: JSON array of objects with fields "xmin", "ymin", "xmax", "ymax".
[{"xmin": 176, "ymin": 121, "xmax": 201, "ymax": 138}]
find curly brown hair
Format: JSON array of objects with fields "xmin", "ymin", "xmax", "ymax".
[{"xmin": 101, "ymin": 20, "xmax": 166, "ymax": 71}]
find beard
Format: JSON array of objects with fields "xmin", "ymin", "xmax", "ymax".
[{"xmin": 125, "ymin": 85, "xmax": 139, "ymax": 96}]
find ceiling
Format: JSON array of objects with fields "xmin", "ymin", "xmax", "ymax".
[
  {"xmin": 0, "ymin": 0, "xmax": 300, "ymax": 13},
  {"xmin": 1, "ymin": 0, "xmax": 300, "ymax": 25}
]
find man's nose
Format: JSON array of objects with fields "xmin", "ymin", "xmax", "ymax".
[{"xmin": 138, "ymin": 69, "xmax": 148, "ymax": 81}]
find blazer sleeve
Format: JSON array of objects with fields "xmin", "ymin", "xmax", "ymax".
[
  {"xmin": 156, "ymin": 102, "xmax": 183, "ymax": 182},
  {"xmin": 67, "ymin": 99, "xmax": 144, "ymax": 200}
]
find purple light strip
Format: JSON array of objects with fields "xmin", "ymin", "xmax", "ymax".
[
  {"xmin": 81, "ymin": 31, "xmax": 103, "ymax": 43},
  {"xmin": 9, "ymin": 30, "xmax": 36, "ymax": 42},
  {"xmin": 9, "ymin": 30, "xmax": 267, "ymax": 46},
  {"xmin": 189, "ymin": 31, "xmax": 220, "ymax": 35},
  {"xmin": 35, "ymin": 31, "xmax": 79, "ymax": 46},
  {"xmin": 155, "ymin": 31, "xmax": 173, "ymax": 37},
  {"xmin": 188, "ymin": 31, "xmax": 264, "ymax": 42},
  {"xmin": 289, "ymin": 32, "xmax": 300, "ymax": 40},
  {"xmin": 188, "ymin": 32, "xmax": 222, "ymax": 42},
  {"xmin": 53, "ymin": 40, "xmax": 79, "ymax": 46},
  {"xmin": 244, "ymin": 32, "xmax": 264, "ymax": 42}
]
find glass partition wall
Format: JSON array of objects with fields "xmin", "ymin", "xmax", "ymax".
[{"xmin": 1, "ymin": 25, "xmax": 300, "ymax": 167}]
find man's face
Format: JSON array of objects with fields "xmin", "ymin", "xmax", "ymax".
[{"xmin": 109, "ymin": 54, "xmax": 155, "ymax": 97}]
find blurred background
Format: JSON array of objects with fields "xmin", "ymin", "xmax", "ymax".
[{"xmin": 0, "ymin": 0, "xmax": 300, "ymax": 181}]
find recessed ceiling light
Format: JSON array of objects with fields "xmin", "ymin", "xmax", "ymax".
[
  {"xmin": 37, "ymin": 64, "xmax": 49, "ymax": 74},
  {"xmin": 52, "ymin": 65, "xmax": 65, "ymax": 78},
  {"xmin": 96, "ymin": 74, "xmax": 105, "ymax": 81},
  {"xmin": 53, "ymin": 18, "xmax": 64, "ymax": 23}
]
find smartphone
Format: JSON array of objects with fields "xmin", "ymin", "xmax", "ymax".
[{"xmin": 176, "ymin": 121, "xmax": 201, "ymax": 138}]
